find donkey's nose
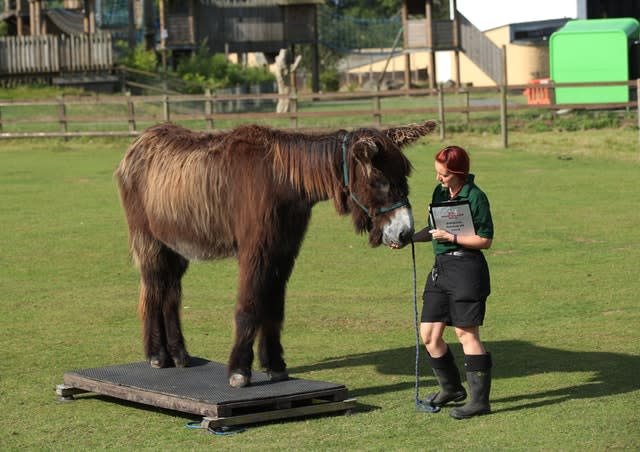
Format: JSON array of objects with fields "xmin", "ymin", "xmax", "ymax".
[{"xmin": 399, "ymin": 228, "xmax": 414, "ymax": 245}]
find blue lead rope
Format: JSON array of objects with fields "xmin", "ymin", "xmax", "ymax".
[
  {"xmin": 411, "ymin": 240, "xmax": 440, "ymax": 413},
  {"xmin": 186, "ymin": 421, "xmax": 246, "ymax": 436}
]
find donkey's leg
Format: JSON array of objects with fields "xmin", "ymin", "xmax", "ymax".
[
  {"xmin": 228, "ymin": 240, "xmax": 274, "ymax": 387},
  {"xmin": 134, "ymin": 232, "xmax": 189, "ymax": 368},
  {"xmin": 257, "ymin": 251, "xmax": 296, "ymax": 381},
  {"xmin": 258, "ymin": 290, "xmax": 287, "ymax": 382},
  {"xmin": 258, "ymin": 203, "xmax": 312, "ymax": 381},
  {"xmin": 228, "ymin": 304, "xmax": 258, "ymax": 388},
  {"xmin": 138, "ymin": 274, "xmax": 168, "ymax": 368},
  {"xmin": 159, "ymin": 247, "xmax": 190, "ymax": 367}
]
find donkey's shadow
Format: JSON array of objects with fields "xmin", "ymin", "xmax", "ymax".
[{"xmin": 289, "ymin": 340, "xmax": 640, "ymax": 413}]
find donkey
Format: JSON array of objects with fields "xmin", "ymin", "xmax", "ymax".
[{"xmin": 115, "ymin": 120, "xmax": 436, "ymax": 387}]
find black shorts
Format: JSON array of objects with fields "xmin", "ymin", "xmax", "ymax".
[{"xmin": 421, "ymin": 250, "xmax": 491, "ymax": 327}]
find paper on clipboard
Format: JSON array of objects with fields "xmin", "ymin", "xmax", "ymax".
[{"xmin": 429, "ymin": 201, "xmax": 476, "ymax": 236}]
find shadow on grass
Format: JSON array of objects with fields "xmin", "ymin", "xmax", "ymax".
[{"xmin": 289, "ymin": 340, "xmax": 640, "ymax": 412}]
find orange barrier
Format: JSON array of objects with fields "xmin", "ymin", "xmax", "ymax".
[{"xmin": 524, "ymin": 78, "xmax": 552, "ymax": 105}]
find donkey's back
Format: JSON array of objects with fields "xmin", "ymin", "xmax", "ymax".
[{"xmin": 115, "ymin": 123, "xmax": 255, "ymax": 261}]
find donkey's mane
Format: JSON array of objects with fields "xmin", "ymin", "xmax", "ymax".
[{"xmin": 265, "ymin": 127, "xmax": 343, "ymax": 202}]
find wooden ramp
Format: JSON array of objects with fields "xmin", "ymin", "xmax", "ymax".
[{"xmin": 57, "ymin": 358, "xmax": 356, "ymax": 429}]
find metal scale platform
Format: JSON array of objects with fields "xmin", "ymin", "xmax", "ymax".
[{"xmin": 56, "ymin": 357, "xmax": 356, "ymax": 429}]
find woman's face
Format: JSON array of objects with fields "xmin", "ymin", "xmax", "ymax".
[{"xmin": 434, "ymin": 160, "xmax": 463, "ymax": 189}]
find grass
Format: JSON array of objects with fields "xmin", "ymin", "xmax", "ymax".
[{"xmin": 1, "ymin": 127, "xmax": 639, "ymax": 450}]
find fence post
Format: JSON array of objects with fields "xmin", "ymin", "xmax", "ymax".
[
  {"xmin": 126, "ymin": 91, "xmax": 136, "ymax": 133},
  {"xmin": 500, "ymin": 45, "xmax": 508, "ymax": 148},
  {"xmin": 0, "ymin": 104, "xmax": 3, "ymax": 133},
  {"xmin": 460, "ymin": 86, "xmax": 469, "ymax": 127},
  {"xmin": 500, "ymin": 83, "xmax": 507, "ymax": 148},
  {"xmin": 289, "ymin": 91, "xmax": 298, "ymax": 129},
  {"xmin": 120, "ymin": 68, "xmax": 127, "ymax": 94},
  {"xmin": 163, "ymin": 95, "xmax": 170, "ymax": 122},
  {"xmin": 636, "ymin": 79, "xmax": 640, "ymax": 144},
  {"xmin": 57, "ymin": 95, "xmax": 67, "ymax": 136},
  {"xmin": 438, "ymin": 83, "xmax": 445, "ymax": 141},
  {"xmin": 235, "ymin": 85, "xmax": 242, "ymax": 111},
  {"xmin": 373, "ymin": 86, "xmax": 381, "ymax": 127},
  {"xmin": 205, "ymin": 88, "xmax": 214, "ymax": 130}
]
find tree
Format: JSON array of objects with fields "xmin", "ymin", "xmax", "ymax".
[
  {"xmin": 327, "ymin": 0, "xmax": 402, "ymax": 18},
  {"xmin": 327, "ymin": 0, "xmax": 450, "ymax": 20}
]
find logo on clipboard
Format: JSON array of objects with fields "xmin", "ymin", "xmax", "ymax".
[{"xmin": 429, "ymin": 200, "xmax": 476, "ymax": 236}]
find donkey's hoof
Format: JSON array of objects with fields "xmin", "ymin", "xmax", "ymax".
[
  {"xmin": 173, "ymin": 352, "xmax": 191, "ymax": 368},
  {"xmin": 267, "ymin": 370, "xmax": 289, "ymax": 382},
  {"xmin": 149, "ymin": 355, "xmax": 170, "ymax": 368},
  {"xmin": 229, "ymin": 373, "xmax": 250, "ymax": 388}
]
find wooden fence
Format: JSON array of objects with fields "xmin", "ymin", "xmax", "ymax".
[
  {"xmin": 0, "ymin": 33, "xmax": 113, "ymax": 74},
  {"xmin": 1, "ymin": 80, "xmax": 639, "ymax": 145}
]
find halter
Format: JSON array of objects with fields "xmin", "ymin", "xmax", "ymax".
[{"xmin": 341, "ymin": 134, "xmax": 410, "ymax": 218}]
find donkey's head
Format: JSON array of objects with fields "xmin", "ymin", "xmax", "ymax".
[{"xmin": 340, "ymin": 120, "xmax": 437, "ymax": 248}]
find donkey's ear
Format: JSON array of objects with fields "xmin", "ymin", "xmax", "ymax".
[
  {"xmin": 352, "ymin": 137, "xmax": 378, "ymax": 176},
  {"xmin": 352, "ymin": 137, "xmax": 379, "ymax": 161},
  {"xmin": 385, "ymin": 120, "xmax": 438, "ymax": 147}
]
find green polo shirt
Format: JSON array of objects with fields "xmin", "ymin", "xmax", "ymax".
[{"xmin": 427, "ymin": 174, "xmax": 494, "ymax": 255}]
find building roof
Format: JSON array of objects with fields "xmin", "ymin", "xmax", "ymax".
[
  {"xmin": 198, "ymin": 0, "xmax": 323, "ymax": 5},
  {"xmin": 47, "ymin": 9, "xmax": 85, "ymax": 34}
]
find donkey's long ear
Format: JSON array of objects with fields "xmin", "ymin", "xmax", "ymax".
[
  {"xmin": 385, "ymin": 120, "xmax": 438, "ymax": 147},
  {"xmin": 352, "ymin": 137, "xmax": 378, "ymax": 177}
]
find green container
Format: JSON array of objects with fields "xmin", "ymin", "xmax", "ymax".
[{"xmin": 550, "ymin": 18, "xmax": 640, "ymax": 103}]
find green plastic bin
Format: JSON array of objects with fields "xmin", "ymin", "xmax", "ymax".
[{"xmin": 550, "ymin": 18, "xmax": 640, "ymax": 103}]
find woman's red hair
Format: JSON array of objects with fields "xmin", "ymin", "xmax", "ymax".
[{"xmin": 435, "ymin": 145, "xmax": 470, "ymax": 176}]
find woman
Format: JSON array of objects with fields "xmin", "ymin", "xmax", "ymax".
[{"xmin": 396, "ymin": 145, "xmax": 494, "ymax": 419}]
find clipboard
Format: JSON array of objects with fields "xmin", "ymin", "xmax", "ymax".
[{"xmin": 429, "ymin": 200, "xmax": 476, "ymax": 236}]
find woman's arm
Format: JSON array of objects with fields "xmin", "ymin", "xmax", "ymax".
[
  {"xmin": 412, "ymin": 226, "xmax": 433, "ymax": 243},
  {"xmin": 431, "ymin": 229, "xmax": 492, "ymax": 250}
]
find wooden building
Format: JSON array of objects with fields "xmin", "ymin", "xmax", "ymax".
[
  {"xmin": 0, "ymin": 0, "xmax": 97, "ymax": 36},
  {"xmin": 0, "ymin": 0, "xmax": 112, "ymax": 88},
  {"xmin": 159, "ymin": 0, "xmax": 323, "ymax": 90}
]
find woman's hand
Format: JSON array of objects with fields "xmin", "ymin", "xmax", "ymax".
[{"xmin": 430, "ymin": 229, "xmax": 454, "ymax": 243}]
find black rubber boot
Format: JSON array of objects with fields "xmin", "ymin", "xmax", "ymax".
[
  {"xmin": 450, "ymin": 353, "xmax": 492, "ymax": 419},
  {"xmin": 424, "ymin": 348, "xmax": 467, "ymax": 407}
]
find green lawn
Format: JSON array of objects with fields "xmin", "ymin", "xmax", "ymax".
[{"xmin": 1, "ymin": 127, "xmax": 638, "ymax": 450}]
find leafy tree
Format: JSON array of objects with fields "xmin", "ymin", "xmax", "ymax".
[
  {"xmin": 327, "ymin": 0, "xmax": 450, "ymax": 19},
  {"xmin": 327, "ymin": 0, "xmax": 402, "ymax": 18},
  {"xmin": 116, "ymin": 41, "xmax": 158, "ymax": 72},
  {"xmin": 175, "ymin": 41, "xmax": 274, "ymax": 93}
]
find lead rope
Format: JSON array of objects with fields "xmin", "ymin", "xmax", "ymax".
[{"xmin": 411, "ymin": 240, "xmax": 440, "ymax": 413}]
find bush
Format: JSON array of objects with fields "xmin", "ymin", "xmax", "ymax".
[
  {"xmin": 176, "ymin": 42, "xmax": 274, "ymax": 93},
  {"xmin": 554, "ymin": 111, "xmax": 622, "ymax": 131},
  {"xmin": 116, "ymin": 41, "xmax": 158, "ymax": 72},
  {"xmin": 319, "ymin": 68, "xmax": 340, "ymax": 92}
]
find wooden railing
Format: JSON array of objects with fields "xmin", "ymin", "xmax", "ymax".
[
  {"xmin": 459, "ymin": 13, "xmax": 503, "ymax": 84},
  {"xmin": 0, "ymin": 33, "xmax": 113, "ymax": 74},
  {"xmin": 1, "ymin": 80, "xmax": 639, "ymax": 145}
]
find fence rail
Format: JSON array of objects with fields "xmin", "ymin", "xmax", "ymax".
[{"xmin": 1, "ymin": 80, "xmax": 639, "ymax": 145}]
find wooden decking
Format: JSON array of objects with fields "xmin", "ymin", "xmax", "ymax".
[{"xmin": 57, "ymin": 358, "xmax": 357, "ymax": 428}]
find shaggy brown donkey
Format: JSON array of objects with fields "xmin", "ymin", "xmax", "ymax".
[{"xmin": 115, "ymin": 120, "xmax": 436, "ymax": 387}]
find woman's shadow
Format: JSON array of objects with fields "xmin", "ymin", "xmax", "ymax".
[{"xmin": 289, "ymin": 340, "xmax": 640, "ymax": 414}]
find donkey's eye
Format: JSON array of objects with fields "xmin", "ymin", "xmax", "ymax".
[{"xmin": 372, "ymin": 179, "xmax": 390, "ymax": 192}]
